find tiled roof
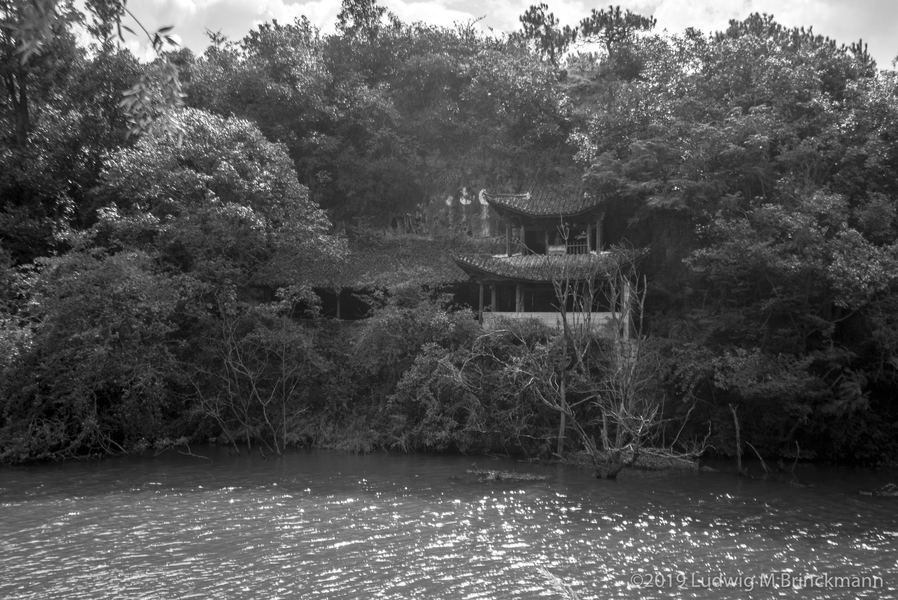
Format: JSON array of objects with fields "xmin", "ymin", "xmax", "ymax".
[
  {"xmin": 305, "ymin": 233, "xmax": 476, "ymax": 289},
  {"xmin": 484, "ymin": 183, "xmax": 603, "ymax": 218},
  {"xmin": 453, "ymin": 252, "xmax": 614, "ymax": 282}
]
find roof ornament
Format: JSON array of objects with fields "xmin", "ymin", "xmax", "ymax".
[{"xmin": 478, "ymin": 189, "xmax": 488, "ymax": 205}]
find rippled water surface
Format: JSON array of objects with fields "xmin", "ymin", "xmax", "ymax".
[{"xmin": 1, "ymin": 449, "xmax": 897, "ymax": 599}]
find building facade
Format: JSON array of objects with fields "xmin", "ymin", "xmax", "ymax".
[{"xmin": 454, "ymin": 185, "xmax": 628, "ymax": 334}]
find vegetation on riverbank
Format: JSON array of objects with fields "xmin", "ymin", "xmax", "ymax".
[{"xmin": 2, "ymin": 1, "xmax": 898, "ymax": 468}]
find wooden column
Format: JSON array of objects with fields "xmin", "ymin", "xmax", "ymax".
[
  {"xmin": 586, "ymin": 222, "xmax": 592, "ymax": 252},
  {"xmin": 491, "ymin": 285, "xmax": 497, "ymax": 312},
  {"xmin": 478, "ymin": 282, "xmax": 484, "ymax": 327},
  {"xmin": 336, "ymin": 291, "xmax": 341, "ymax": 320},
  {"xmin": 596, "ymin": 212, "xmax": 604, "ymax": 251},
  {"xmin": 515, "ymin": 284, "xmax": 523, "ymax": 313},
  {"xmin": 505, "ymin": 221, "xmax": 511, "ymax": 257}
]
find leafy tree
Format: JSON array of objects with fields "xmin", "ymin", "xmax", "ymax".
[
  {"xmin": 568, "ymin": 13, "xmax": 898, "ymax": 461},
  {"xmin": 355, "ymin": 286, "xmax": 480, "ymax": 395},
  {"xmin": 380, "ymin": 21, "xmax": 574, "ymax": 204},
  {"xmin": 0, "ymin": 250, "xmax": 184, "ymax": 463},
  {"xmin": 3, "ymin": 0, "xmax": 182, "ymax": 137},
  {"xmin": 2, "ymin": 3, "xmax": 143, "ymax": 263},
  {"xmin": 517, "ymin": 3, "xmax": 577, "ymax": 65},
  {"xmin": 578, "ymin": 5, "xmax": 656, "ymax": 57},
  {"xmin": 336, "ymin": 0, "xmax": 388, "ymax": 43},
  {"xmin": 94, "ymin": 107, "xmax": 345, "ymax": 288},
  {"xmin": 0, "ymin": 248, "xmax": 29, "ymax": 376},
  {"xmin": 189, "ymin": 12, "xmax": 575, "ymax": 226},
  {"xmin": 1, "ymin": 0, "xmax": 77, "ymax": 146},
  {"xmin": 189, "ymin": 18, "xmax": 329, "ymax": 147},
  {"xmin": 553, "ymin": 4, "xmax": 658, "ymax": 89},
  {"xmin": 0, "ymin": 106, "xmax": 346, "ymax": 463},
  {"xmin": 0, "ymin": 41, "xmax": 137, "ymax": 262}
]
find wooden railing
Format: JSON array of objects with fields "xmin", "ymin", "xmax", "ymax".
[{"xmin": 547, "ymin": 242, "xmax": 589, "ymax": 255}]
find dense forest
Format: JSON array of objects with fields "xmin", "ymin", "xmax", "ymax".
[{"xmin": 1, "ymin": 0, "xmax": 897, "ymax": 468}]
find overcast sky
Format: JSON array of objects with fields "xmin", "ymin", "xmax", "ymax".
[{"xmin": 122, "ymin": 0, "xmax": 897, "ymax": 68}]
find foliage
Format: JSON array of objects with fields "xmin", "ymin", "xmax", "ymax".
[
  {"xmin": 517, "ymin": 3, "xmax": 577, "ymax": 65},
  {"xmin": 94, "ymin": 107, "xmax": 345, "ymax": 287},
  {"xmin": 2, "ymin": 0, "xmax": 183, "ymax": 138},
  {"xmin": 187, "ymin": 7, "xmax": 574, "ymax": 225},
  {"xmin": 0, "ymin": 38, "xmax": 143, "ymax": 262},
  {"xmin": 0, "ymin": 248, "xmax": 30, "ymax": 375},
  {"xmin": 568, "ymin": 13, "xmax": 898, "ymax": 463},
  {"xmin": 388, "ymin": 328, "xmax": 559, "ymax": 455},
  {"xmin": 509, "ymin": 249, "xmax": 670, "ymax": 477},
  {"xmin": 190, "ymin": 289, "xmax": 324, "ymax": 455},
  {"xmin": 576, "ymin": 5, "xmax": 657, "ymax": 80},
  {"xmin": 0, "ymin": 250, "xmax": 184, "ymax": 463},
  {"xmin": 354, "ymin": 285, "xmax": 480, "ymax": 393},
  {"xmin": 2, "ymin": 1, "xmax": 898, "ymax": 466},
  {"xmin": 578, "ymin": 5, "xmax": 657, "ymax": 56},
  {"xmin": 0, "ymin": 94, "xmax": 345, "ymax": 463}
]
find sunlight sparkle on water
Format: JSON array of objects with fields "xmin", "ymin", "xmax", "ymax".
[{"xmin": 1, "ymin": 450, "xmax": 895, "ymax": 599}]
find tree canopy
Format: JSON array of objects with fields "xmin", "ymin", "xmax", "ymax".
[{"xmin": 2, "ymin": 0, "xmax": 898, "ymax": 464}]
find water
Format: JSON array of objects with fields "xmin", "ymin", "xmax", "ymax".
[{"xmin": 1, "ymin": 449, "xmax": 896, "ymax": 599}]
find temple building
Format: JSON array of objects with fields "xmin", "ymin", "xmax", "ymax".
[{"xmin": 453, "ymin": 184, "xmax": 626, "ymax": 334}]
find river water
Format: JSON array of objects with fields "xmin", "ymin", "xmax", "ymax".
[{"xmin": 1, "ymin": 448, "xmax": 896, "ymax": 599}]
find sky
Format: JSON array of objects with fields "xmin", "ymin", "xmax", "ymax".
[{"xmin": 120, "ymin": 0, "xmax": 898, "ymax": 68}]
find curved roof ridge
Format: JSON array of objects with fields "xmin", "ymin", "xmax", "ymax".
[
  {"xmin": 482, "ymin": 181, "xmax": 603, "ymax": 218},
  {"xmin": 453, "ymin": 252, "xmax": 612, "ymax": 282}
]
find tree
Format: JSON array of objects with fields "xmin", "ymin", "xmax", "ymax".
[
  {"xmin": 578, "ymin": 5, "xmax": 656, "ymax": 57},
  {"xmin": 189, "ymin": 17, "xmax": 329, "ymax": 145},
  {"xmin": 94, "ymin": 107, "xmax": 345, "ymax": 288},
  {"xmin": 386, "ymin": 298, "xmax": 555, "ymax": 455},
  {"xmin": 188, "ymin": 11, "xmax": 577, "ymax": 227},
  {"xmin": 1, "ymin": 0, "xmax": 82, "ymax": 146},
  {"xmin": 510, "ymin": 247, "xmax": 670, "ymax": 478},
  {"xmin": 518, "ymin": 3, "xmax": 577, "ymax": 65},
  {"xmin": 568, "ymin": 14, "xmax": 898, "ymax": 462},
  {"xmin": 0, "ymin": 106, "xmax": 347, "ymax": 463},
  {"xmin": 336, "ymin": 0, "xmax": 388, "ymax": 43},
  {"xmin": 0, "ymin": 250, "xmax": 184, "ymax": 463},
  {"xmin": 191, "ymin": 289, "xmax": 324, "ymax": 455},
  {"xmin": 3, "ymin": 0, "xmax": 183, "ymax": 137},
  {"xmin": 564, "ymin": 4, "xmax": 657, "ymax": 83}
]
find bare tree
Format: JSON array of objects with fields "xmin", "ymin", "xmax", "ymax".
[
  {"xmin": 500, "ymin": 244, "xmax": 700, "ymax": 477},
  {"xmin": 554, "ymin": 245, "xmax": 660, "ymax": 477},
  {"xmin": 190, "ymin": 288, "xmax": 318, "ymax": 455}
]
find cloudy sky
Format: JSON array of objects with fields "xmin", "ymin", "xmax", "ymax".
[{"xmin": 122, "ymin": 0, "xmax": 897, "ymax": 68}]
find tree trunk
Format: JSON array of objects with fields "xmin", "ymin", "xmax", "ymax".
[
  {"xmin": 556, "ymin": 373, "xmax": 566, "ymax": 456},
  {"xmin": 557, "ymin": 298, "xmax": 569, "ymax": 457},
  {"xmin": 604, "ymin": 458, "xmax": 625, "ymax": 479},
  {"xmin": 5, "ymin": 70, "xmax": 30, "ymax": 147},
  {"xmin": 730, "ymin": 404, "xmax": 743, "ymax": 474}
]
